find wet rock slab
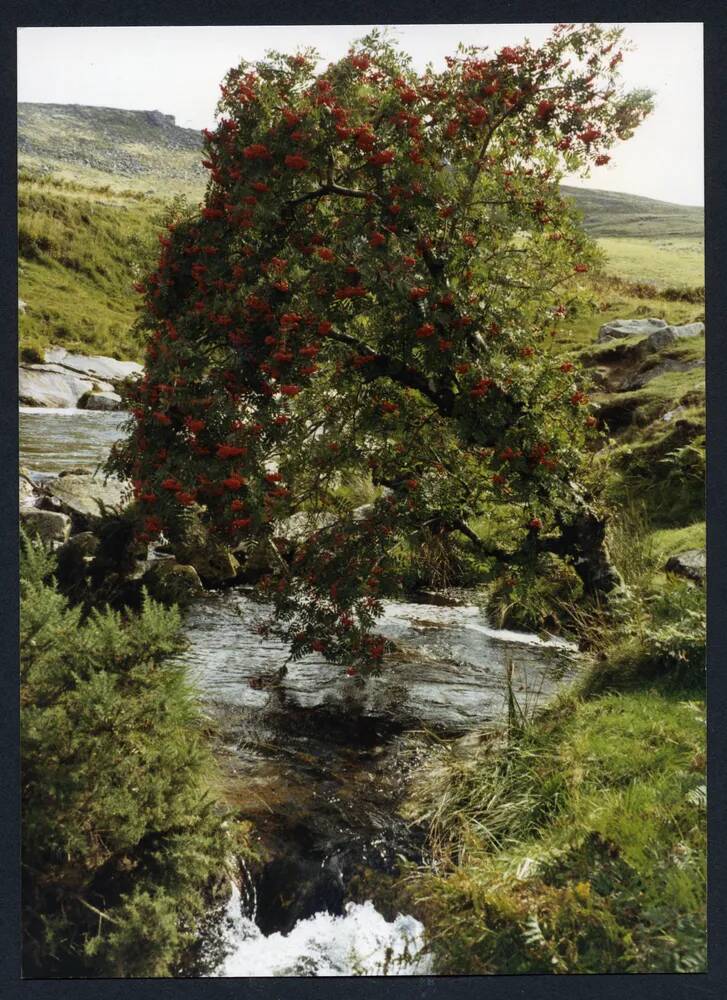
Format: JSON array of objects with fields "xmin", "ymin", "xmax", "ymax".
[
  {"xmin": 43, "ymin": 346, "xmax": 143, "ymax": 384},
  {"xmin": 182, "ymin": 595, "xmax": 577, "ymax": 734},
  {"xmin": 19, "ymin": 364, "xmax": 114, "ymax": 408}
]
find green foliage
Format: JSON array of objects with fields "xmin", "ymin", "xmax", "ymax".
[
  {"xmin": 404, "ymin": 425, "xmax": 705, "ymax": 974},
  {"xmin": 21, "ymin": 532, "xmax": 244, "ymax": 977},
  {"xmin": 405, "ymin": 685, "xmax": 706, "ymax": 973},
  {"xmin": 487, "ymin": 554, "xmax": 583, "ymax": 632}
]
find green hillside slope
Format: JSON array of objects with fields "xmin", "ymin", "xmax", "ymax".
[
  {"xmin": 561, "ymin": 185, "xmax": 704, "ymax": 238},
  {"xmin": 18, "ymin": 176, "xmax": 167, "ymax": 362}
]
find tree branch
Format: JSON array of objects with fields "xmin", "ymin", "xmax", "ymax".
[
  {"xmin": 325, "ymin": 327, "xmax": 456, "ymax": 415},
  {"xmin": 284, "ymin": 182, "xmax": 383, "ymax": 213}
]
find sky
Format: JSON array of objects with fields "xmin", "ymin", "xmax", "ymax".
[{"xmin": 17, "ymin": 23, "xmax": 704, "ymax": 206}]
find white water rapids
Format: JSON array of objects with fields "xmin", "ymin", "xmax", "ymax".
[{"xmin": 218, "ymin": 885, "xmax": 431, "ymax": 977}]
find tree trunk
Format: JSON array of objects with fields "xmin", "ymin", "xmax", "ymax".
[{"xmin": 556, "ymin": 504, "xmax": 624, "ymax": 598}]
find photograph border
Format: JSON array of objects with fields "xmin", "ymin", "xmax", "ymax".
[{"xmin": 2, "ymin": 2, "xmax": 724, "ymax": 998}]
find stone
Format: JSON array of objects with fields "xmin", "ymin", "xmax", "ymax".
[
  {"xmin": 19, "ymin": 364, "xmax": 110, "ymax": 408},
  {"xmin": 171, "ymin": 515, "xmax": 240, "ymax": 585},
  {"xmin": 43, "ymin": 346, "xmax": 143, "ymax": 385},
  {"xmin": 619, "ymin": 358, "xmax": 704, "ymax": 392},
  {"xmin": 662, "ymin": 406, "xmax": 686, "ymax": 423},
  {"xmin": 665, "ymin": 549, "xmax": 706, "ymax": 585},
  {"xmin": 57, "ymin": 531, "xmax": 100, "ymax": 560},
  {"xmin": 142, "ymin": 559, "xmax": 204, "ymax": 605},
  {"xmin": 597, "ymin": 317, "xmax": 667, "ymax": 343},
  {"xmin": 80, "ymin": 390, "xmax": 124, "ymax": 411},
  {"xmin": 274, "ymin": 511, "xmax": 338, "ymax": 544},
  {"xmin": 39, "ymin": 473, "xmax": 129, "ymax": 529},
  {"xmin": 646, "ymin": 322, "xmax": 705, "ymax": 352},
  {"xmin": 20, "ymin": 507, "xmax": 71, "ymax": 545}
]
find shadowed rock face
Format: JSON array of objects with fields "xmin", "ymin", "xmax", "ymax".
[
  {"xmin": 80, "ymin": 390, "xmax": 123, "ymax": 410},
  {"xmin": 646, "ymin": 322, "xmax": 705, "ymax": 352},
  {"xmin": 619, "ymin": 358, "xmax": 704, "ymax": 392}
]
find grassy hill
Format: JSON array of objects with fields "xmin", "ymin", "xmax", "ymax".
[
  {"xmin": 561, "ymin": 185, "xmax": 703, "ymax": 239},
  {"xmin": 18, "ymin": 102, "xmax": 206, "ymax": 198},
  {"xmin": 18, "ymin": 175, "xmax": 167, "ymax": 362}
]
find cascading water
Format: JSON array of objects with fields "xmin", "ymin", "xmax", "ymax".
[{"xmin": 219, "ymin": 884, "xmax": 431, "ymax": 977}]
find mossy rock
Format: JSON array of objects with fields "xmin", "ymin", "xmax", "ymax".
[
  {"xmin": 169, "ymin": 514, "xmax": 239, "ymax": 585},
  {"xmin": 142, "ymin": 559, "xmax": 204, "ymax": 606}
]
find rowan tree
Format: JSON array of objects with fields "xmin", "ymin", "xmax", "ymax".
[{"xmin": 111, "ymin": 25, "xmax": 652, "ymax": 674}]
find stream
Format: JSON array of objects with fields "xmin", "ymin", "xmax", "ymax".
[{"xmin": 21, "ymin": 406, "xmax": 578, "ymax": 977}]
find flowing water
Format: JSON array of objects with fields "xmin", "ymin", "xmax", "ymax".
[
  {"xmin": 21, "ymin": 406, "xmax": 578, "ymax": 977},
  {"xmin": 20, "ymin": 407, "xmax": 127, "ymax": 475}
]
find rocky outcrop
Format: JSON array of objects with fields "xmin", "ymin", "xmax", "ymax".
[
  {"xmin": 19, "ymin": 347, "xmax": 142, "ymax": 409},
  {"xmin": 142, "ymin": 559, "xmax": 204, "ymax": 606},
  {"xmin": 665, "ymin": 549, "xmax": 706, "ymax": 585},
  {"xmin": 19, "ymin": 468, "xmax": 37, "ymax": 507},
  {"xmin": 619, "ymin": 358, "xmax": 704, "ymax": 392},
  {"xmin": 646, "ymin": 322, "xmax": 705, "ymax": 352},
  {"xmin": 595, "ymin": 318, "xmax": 704, "ymax": 353},
  {"xmin": 597, "ymin": 317, "xmax": 667, "ymax": 343},
  {"xmin": 19, "ymin": 364, "xmax": 115, "ymax": 408},
  {"xmin": 43, "ymin": 346, "xmax": 143, "ymax": 384},
  {"xmin": 80, "ymin": 390, "xmax": 123, "ymax": 411}
]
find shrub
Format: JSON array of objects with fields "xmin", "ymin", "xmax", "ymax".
[{"xmin": 21, "ymin": 533, "xmax": 245, "ymax": 977}]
